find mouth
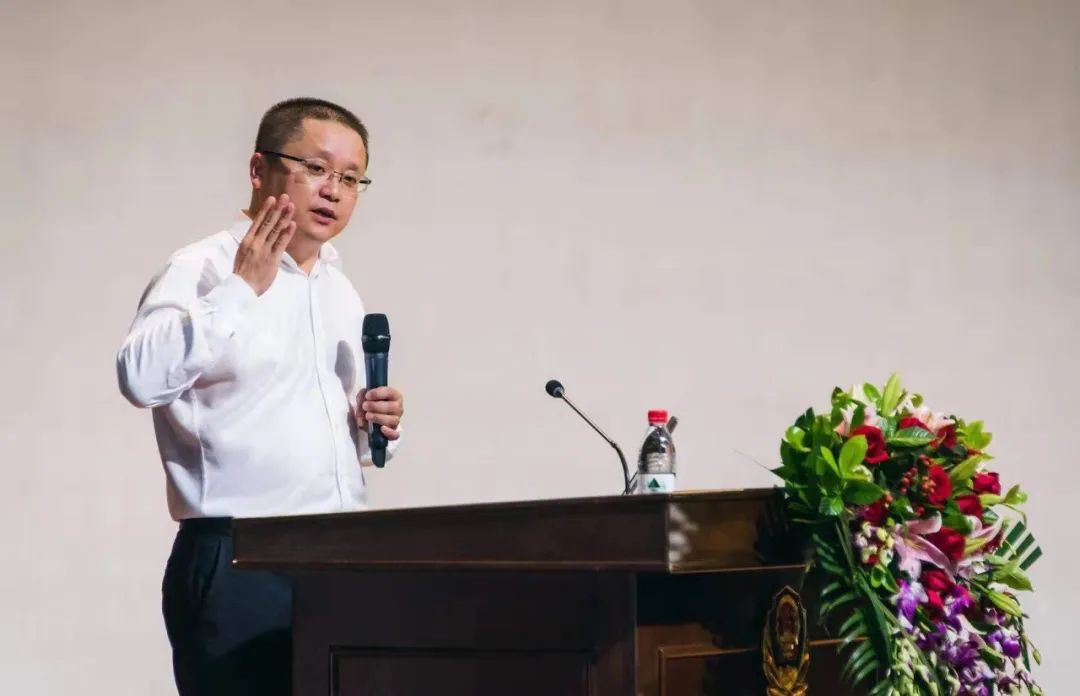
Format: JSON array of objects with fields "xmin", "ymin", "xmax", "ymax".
[{"xmin": 310, "ymin": 207, "xmax": 337, "ymax": 225}]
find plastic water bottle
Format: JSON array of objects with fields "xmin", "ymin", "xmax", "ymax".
[{"xmin": 636, "ymin": 410, "xmax": 676, "ymax": 494}]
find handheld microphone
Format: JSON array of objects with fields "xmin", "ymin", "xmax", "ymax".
[
  {"xmin": 362, "ymin": 313, "xmax": 391, "ymax": 468},
  {"xmin": 544, "ymin": 379, "xmax": 631, "ymax": 495}
]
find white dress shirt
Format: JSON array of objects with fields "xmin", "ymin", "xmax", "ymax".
[{"xmin": 117, "ymin": 216, "xmax": 396, "ymax": 520}]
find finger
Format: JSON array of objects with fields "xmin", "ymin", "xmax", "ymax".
[
  {"xmin": 352, "ymin": 389, "xmax": 367, "ymax": 422},
  {"xmin": 380, "ymin": 425, "xmax": 401, "ymax": 441},
  {"xmin": 265, "ymin": 201, "xmax": 293, "ymax": 247},
  {"xmin": 365, "ymin": 412, "xmax": 400, "ymax": 428},
  {"xmin": 364, "ymin": 387, "xmax": 401, "ymax": 402},
  {"xmin": 246, "ymin": 196, "xmax": 276, "ymax": 242},
  {"xmin": 271, "ymin": 222, "xmax": 295, "ymax": 255},
  {"xmin": 258, "ymin": 195, "xmax": 289, "ymax": 243},
  {"xmin": 361, "ymin": 400, "xmax": 402, "ymax": 416},
  {"xmin": 257, "ymin": 208, "xmax": 282, "ymax": 245}
]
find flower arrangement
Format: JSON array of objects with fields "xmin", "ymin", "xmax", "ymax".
[{"xmin": 774, "ymin": 375, "xmax": 1042, "ymax": 695}]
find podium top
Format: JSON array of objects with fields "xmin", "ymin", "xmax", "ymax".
[{"xmin": 232, "ymin": 488, "xmax": 801, "ymax": 574}]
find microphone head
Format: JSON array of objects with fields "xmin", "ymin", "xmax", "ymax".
[
  {"xmin": 545, "ymin": 379, "xmax": 565, "ymax": 398},
  {"xmin": 362, "ymin": 313, "xmax": 391, "ymax": 353}
]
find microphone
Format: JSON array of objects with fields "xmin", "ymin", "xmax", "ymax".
[
  {"xmin": 362, "ymin": 313, "xmax": 391, "ymax": 468},
  {"xmin": 544, "ymin": 379, "xmax": 631, "ymax": 495}
]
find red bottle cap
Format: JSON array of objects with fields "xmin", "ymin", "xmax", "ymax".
[{"xmin": 648, "ymin": 410, "xmax": 668, "ymax": 424}]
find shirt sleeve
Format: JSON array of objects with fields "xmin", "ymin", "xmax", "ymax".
[{"xmin": 116, "ymin": 259, "xmax": 257, "ymax": 408}]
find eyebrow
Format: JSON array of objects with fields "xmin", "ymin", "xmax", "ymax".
[{"xmin": 312, "ymin": 149, "xmax": 361, "ymax": 172}]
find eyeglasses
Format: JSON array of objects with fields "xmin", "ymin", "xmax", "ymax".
[{"xmin": 259, "ymin": 150, "xmax": 371, "ymax": 194}]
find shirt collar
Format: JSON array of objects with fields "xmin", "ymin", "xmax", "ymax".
[{"xmin": 226, "ymin": 213, "xmax": 341, "ymax": 272}]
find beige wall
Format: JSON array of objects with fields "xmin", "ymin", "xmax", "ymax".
[{"xmin": 2, "ymin": 0, "xmax": 1077, "ymax": 692}]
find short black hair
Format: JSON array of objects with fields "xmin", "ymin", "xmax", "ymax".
[{"xmin": 255, "ymin": 97, "xmax": 369, "ymax": 166}]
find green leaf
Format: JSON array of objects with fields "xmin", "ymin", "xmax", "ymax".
[
  {"xmin": 844, "ymin": 480, "xmax": 886, "ymax": 505},
  {"xmin": 868, "ymin": 682, "xmax": 891, "ymax": 696},
  {"xmin": 851, "ymin": 403, "xmax": 867, "ymax": 431},
  {"xmin": 948, "ymin": 454, "xmax": 988, "ymax": 485},
  {"xmin": 959, "ymin": 420, "xmax": 992, "ymax": 450},
  {"xmin": 986, "ymin": 591, "xmax": 1023, "ymax": 617},
  {"xmin": 846, "ymin": 641, "xmax": 877, "ymax": 683},
  {"xmin": 869, "ymin": 564, "xmax": 891, "ymax": 589},
  {"xmin": 980, "ymin": 485, "xmax": 1027, "ymax": 508},
  {"xmin": 877, "ymin": 416, "xmax": 896, "ymax": 440},
  {"xmin": 853, "ymin": 657, "xmax": 879, "ymax": 686},
  {"xmin": 785, "ymin": 425, "xmax": 810, "ymax": 453},
  {"xmin": 943, "ymin": 514, "xmax": 973, "ymax": 535},
  {"xmin": 888, "ymin": 427, "xmax": 936, "ymax": 447},
  {"xmin": 965, "ymin": 535, "xmax": 994, "ymax": 555},
  {"xmin": 881, "ymin": 373, "xmax": 903, "ymax": 415},
  {"xmin": 821, "ymin": 591, "xmax": 858, "ymax": 615},
  {"xmin": 981, "ymin": 646, "xmax": 1007, "ymax": 670},
  {"xmin": 820, "ymin": 446, "xmax": 841, "ymax": 477},
  {"xmin": 1019, "ymin": 547, "xmax": 1043, "ymax": 571},
  {"xmin": 1003, "ymin": 520, "xmax": 1027, "ymax": 547},
  {"xmin": 839, "ymin": 612, "xmax": 865, "ymax": 639},
  {"xmin": 995, "ymin": 567, "xmax": 1034, "ymax": 592},
  {"xmin": 819, "ymin": 495, "xmax": 844, "ymax": 517},
  {"xmin": 862, "ymin": 383, "xmax": 882, "ymax": 404},
  {"xmin": 1005, "ymin": 485, "xmax": 1028, "ymax": 505},
  {"xmin": 839, "ymin": 435, "xmax": 868, "ymax": 477}
]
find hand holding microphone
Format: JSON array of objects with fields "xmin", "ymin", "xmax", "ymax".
[{"xmin": 358, "ymin": 313, "xmax": 404, "ymax": 467}]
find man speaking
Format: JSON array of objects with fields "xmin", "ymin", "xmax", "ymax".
[{"xmin": 116, "ymin": 98, "xmax": 404, "ymax": 695}]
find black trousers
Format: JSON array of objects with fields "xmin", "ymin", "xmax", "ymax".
[{"xmin": 162, "ymin": 519, "xmax": 293, "ymax": 696}]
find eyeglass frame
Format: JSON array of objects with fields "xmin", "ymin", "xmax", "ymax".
[{"xmin": 258, "ymin": 150, "xmax": 371, "ymax": 193}]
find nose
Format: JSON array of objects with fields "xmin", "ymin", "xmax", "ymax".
[{"xmin": 319, "ymin": 175, "xmax": 342, "ymax": 203}]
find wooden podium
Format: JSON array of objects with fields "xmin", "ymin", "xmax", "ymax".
[{"xmin": 233, "ymin": 489, "xmax": 859, "ymax": 695}]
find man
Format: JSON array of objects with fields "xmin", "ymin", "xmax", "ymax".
[{"xmin": 116, "ymin": 98, "xmax": 404, "ymax": 695}]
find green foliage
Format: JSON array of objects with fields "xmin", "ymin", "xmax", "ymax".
[{"xmin": 773, "ymin": 375, "xmax": 1041, "ymax": 695}]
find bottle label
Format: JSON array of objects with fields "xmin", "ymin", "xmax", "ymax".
[
  {"xmin": 637, "ymin": 473, "xmax": 676, "ymax": 494},
  {"xmin": 641, "ymin": 452, "xmax": 673, "ymax": 474}
]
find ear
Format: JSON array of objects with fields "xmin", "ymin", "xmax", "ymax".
[{"xmin": 249, "ymin": 152, "xmax": 267, "ymax": 190}]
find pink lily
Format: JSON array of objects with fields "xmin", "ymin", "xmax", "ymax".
[{"xmin": 893, "ymin": 514, "xmax": 955, "ymax": 579}]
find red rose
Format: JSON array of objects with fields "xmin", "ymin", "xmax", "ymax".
[
  {"xmin": 920, "ymin": 568, "xmax": 955, "ymax": 593},
  {"xmin": 984, "ymin": 531, "xmax": 1004, "ymax": 554},
  {"xmin": 925, "ymin": 589, "xmax": 945, "ymax": 619},
  {"xmin": 926, "ymin": 464, "xmax": 952, "ymax": 507},
  {"xmin": 956, "ymin": 494, "xmax": 983, "ymax": 518},
  {"xmin": 861, "ymin": 498, "xmax": 889, "ymax": 526},
  {"xmin": 935, "ymin": 424, "xmax": 958, "ymax": 449},
  {"xmin": 852, "ymin": 425, "xmax": 889, "ymax": 465},
  {"xmin": 926, "ymin": 527, "xmax": 966, "ymax": 562},
  {"xmin": 898, "ymin": 416, "xmax": 931, "ymax": 431},
  {"xmin": 973, "ymin": 472, "xmax": 1001, "ymax": 496}
]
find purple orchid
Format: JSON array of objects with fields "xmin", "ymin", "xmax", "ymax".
[
  {"xmin": 892, "ymin": 579, "xmax": 927, "ymax": 632},
  {"xmin": 944, "ymin": 585, "xmax": 976, "ymax": 629},
  {"xmin": 987, "ymin": 628, "xmax": 1023, "ymax": 659}
]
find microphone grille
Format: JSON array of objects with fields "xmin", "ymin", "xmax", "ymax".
[
  {"xmin": 545, "ymin": 379, "xmax": 564, "ymax": 398},
  {"xmin": 362, "ymin": 313, "xmax": 390, "ymax": 352},
  {"xmin": 362, "ymin": 313, "xmax": 389, "ymax": 336}
]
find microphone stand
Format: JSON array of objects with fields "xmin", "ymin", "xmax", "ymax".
[{"xmin": 556, "ymin": 392, "xmax": 631, "ymax": 495}]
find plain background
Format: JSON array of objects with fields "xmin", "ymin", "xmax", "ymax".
[{"xmin": 2, "ymin": 0, "xmax": 1077, "ymax": 692}]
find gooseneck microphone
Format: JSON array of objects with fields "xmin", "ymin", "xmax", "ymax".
[
  {"xmin": 362, "ymin": 313, "xmax": 391, "ymax": 468},
  {"xmin": 545, "ymin": 379, "xmax": 631, "ymax": 494}
]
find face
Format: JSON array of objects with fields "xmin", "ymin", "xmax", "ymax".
[{"xmin": 251, "ymin": 118, "xmax": 368, "ymax": 246}]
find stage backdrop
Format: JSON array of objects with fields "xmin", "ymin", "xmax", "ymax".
[{"xmin": 2, "ymin": 0, "xmax": 1077, "ymax": 693}]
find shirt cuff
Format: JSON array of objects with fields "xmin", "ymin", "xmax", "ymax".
[{"xmin": 202, "ymin": 273, "xmax": 257, "ymax": 338}]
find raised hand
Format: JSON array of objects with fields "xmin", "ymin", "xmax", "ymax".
[{"xmin": 234, "ymin": 195, "xmax": 296, "ymax": 295}]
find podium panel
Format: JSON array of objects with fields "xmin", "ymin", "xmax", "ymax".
[{"xmin": 233, "ymin": 490, "xmax": 859, "ymax": 695}]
